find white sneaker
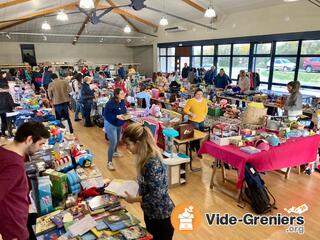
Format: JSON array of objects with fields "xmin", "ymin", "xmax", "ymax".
[
  {"xmin": 107, "ymin": 162, "xmax": 115, "ymax": 171},
  {"xmin": 113, "ymin": 152, "xmax": 123, "ymax": 157}
]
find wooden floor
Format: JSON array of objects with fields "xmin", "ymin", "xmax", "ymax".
[{"xmin": 72, "ymin": 119, "xmax": 320, "ymax": 240}]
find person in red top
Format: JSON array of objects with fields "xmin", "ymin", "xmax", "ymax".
[
  {"xmin": 114, "ymin": 76, "xmax": 127, "ymax": 95},
  {"xmin": 0, "ymin": 121, "xmax": 50, "ymax": 240}
]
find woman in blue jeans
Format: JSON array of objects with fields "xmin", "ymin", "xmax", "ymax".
[{"xmin": 104, "ymin": 88, "xmax": 127, "ymax": 170}]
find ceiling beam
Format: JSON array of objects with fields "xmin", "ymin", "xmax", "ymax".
[
  {"xmin": 0, "ymin": 0, "xmax": 31, "ymax": 9},
  {"xmin": 102, "ymin": 1, "xmax": 158, "ymax": 30},
  {"xmin": 0, "ymin": 1, "xmax": 78, "ymax": 31},
  {"xmin": 72, "ymin": 0, "xmax": 100, "ymax": 44},
  {"xmin": 181, "ymin": 0, "xmax": 206, "ymax": 13}
]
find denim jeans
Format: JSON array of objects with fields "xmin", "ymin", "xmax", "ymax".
[
  {"xmin": 54, "ymin": 102, "xmax": 73, "ymax": 133},
  {"xmin": 189, "ymin": 120, "xmax": 204, "ymax": 152},
  {"xmin": 74, "ymin": 100, "xmax": 82, "ymax": 120},
  {"xmin": 104, "ymin": 120, "xmax": 122, "ymax": 163},
  {"xmin": 81, "ymin": 100, "xmax": 93, "ymax": 126}
]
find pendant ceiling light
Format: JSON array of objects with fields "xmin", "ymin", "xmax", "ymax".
[
  {"xmin": 159, "ymin": 16, "xmax": 168, "ymax": 26},
  {"xmin": 205, "ymin": 6, "xmax": 216, "ymax": 18},
  {"xmin": 124, "ymin": 25, "xmax": 131, "ymax": 33},
  {"xmin": 41, "ymin": 21, "xmax": 51, "ymax": 30},
  {"xmin": 79, "ymin": 0, "xmax": 95, "ymax": 9},
  {"xmin": 57, "ymin": 10, "xmax": 68, "ymax": 21}
]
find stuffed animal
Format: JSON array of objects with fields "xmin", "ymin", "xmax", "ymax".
[{"xmin": 266, "ymin": 135, "xmax": 281, "ymax": 146}]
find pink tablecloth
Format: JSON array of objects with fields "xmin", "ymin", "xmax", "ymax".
[{"xmin": 199, "ymin": 135, "xmax": 320, "ymax": 189}]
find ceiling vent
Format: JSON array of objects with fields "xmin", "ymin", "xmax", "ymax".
[{"xmin": 164, "ymin": 26, "xmax": 187, "ymax": 32}]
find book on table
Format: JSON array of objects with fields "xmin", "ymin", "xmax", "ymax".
[
  {"xmin": 104, "ymin": 179, "xmax": 139, "ymax": 198},
  {"xmin": 87, "ymin": 194, "xmax": 120, "ymax": 211},
  {"xmin": 103, "ymin": 212, "xmax": 140, "ymax": 232}
]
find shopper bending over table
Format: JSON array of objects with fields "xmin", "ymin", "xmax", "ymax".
[
  {"xmin": 284, "ymin": 81, "xmax": 303, "ymax": 120},
  {"xmin": 0, "ymin": 121, "xmax": 50, "ymax": 240},
  {"xmin": 123, "ymin": 123, "xmax": 175, "ymax": 240},
  {"xmin": 214, "ymin": 68, "xmax": 231, "ymax": 89},
  {"xmin": 183, "ymin": 88, "xmax": 208, "ymax": 153},
  {"xmin": 104, "ymin": 88, "xmax": 127, "ymax": 171}
]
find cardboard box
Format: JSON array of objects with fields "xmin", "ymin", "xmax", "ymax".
[{"xmin": 43, "ymin": 169, "xmax": 68, "ymax": 200}]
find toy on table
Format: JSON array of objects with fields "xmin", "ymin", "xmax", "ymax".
[
  {"xmin": 52, "ymin": 150, "xmax": 73, "ymax": 172},
  {"xmin": 66, "ymin": 169, "xmax": 81, "ymax": 194},
  {"xmin": 255, "ymin": 139, "xmax": 270, "ymax": 151},
  {"xmin": 266, "ymin": 134, "xmax": 281, "ymax": 146},
  {"xmin": 224, "ymin": 104, "xmax": 240, "ymax": 119},
  {"xmin": 162, "ymin": 128, "xmax": 179, "ymax": 158},
  {"xmin": 70, "ymin": 144, "xmax": 93, "ymax": 167},
  {"xmin": 48, "ymin": 125, "xmax": 64, "ymax": 145},
  {"xmin": 149, "ymin": 103, "xmax": 162, "ymax": 118}
]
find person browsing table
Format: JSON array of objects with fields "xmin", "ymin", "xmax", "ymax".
[
  {"xmin": 183, "ymin": 88, "xmax": 208, "ymax": 154},
  {"xmin": 104, "ymin": 88, "xmax": 127, "ymax": 171},
  {"xmin": 123, "ymin": 123, "xmax": 175, "ymax": 240}
]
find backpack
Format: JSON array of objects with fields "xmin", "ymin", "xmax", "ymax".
[{"xmin": 243, "ymin": 163, "xmax": 276, "ymax": 214}]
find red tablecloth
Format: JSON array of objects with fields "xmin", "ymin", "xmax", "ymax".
[{"xmin": 199, "ymin": 135, "xmax": 320, "ymax": 189}]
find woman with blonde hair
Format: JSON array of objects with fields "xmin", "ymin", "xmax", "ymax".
[
  {"xmin": 123, "ymin": 123, "xmax": 174, "ymax": 240},
  {"xmin": 284, "ymin": 81, "xmax": 302, "ymax": 120}
]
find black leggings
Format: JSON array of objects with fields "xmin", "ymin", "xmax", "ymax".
[
  {"xmin": 0, "ymin": 113, "xmax": 7, "ymax": 135},
  {"xmin": 144, "ymin": 215, "xmax": 174, "ymax": 240}
]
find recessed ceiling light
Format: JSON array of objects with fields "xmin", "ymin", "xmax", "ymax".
[{"xmin": 205, "ymin": 6, "xmax": 216, "ymax": 18}]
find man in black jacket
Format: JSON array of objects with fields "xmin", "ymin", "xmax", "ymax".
[
  {"xmin": 182, "ymin": 63, "xmax": 190, "ymax": 79},
  {"xmin": 0, "ymin": 85, "xmax": 15, "ymax": 136}
]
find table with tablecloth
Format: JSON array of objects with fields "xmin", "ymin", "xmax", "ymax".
[{"xmin": 199, "ymin": 135, "xmax": 320, "ymax": 189}]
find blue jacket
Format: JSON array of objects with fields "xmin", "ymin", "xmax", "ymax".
[
  {"xmin": 42, "ymin": 70, "xmax": 53, "ymax": 87},
  {"xmin": 204, "ymin": 69, "xmax": 217, "ymax": 85},
  {"xmin": 214, "ymin": 74, "xmax": 232, "ymax": 89},
  {"xmin": 80, "ymin": 83, "xmax": 94, "ymax": 103},
  {"xmin": 118, "ymin": 67, "xmax": 126, "ymax": 79},
  {"xmin": 104, "ymin": 99, "xmax": 127, "ymax": 127}
]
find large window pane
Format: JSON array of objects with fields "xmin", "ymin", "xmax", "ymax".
[
  {"xmin": 231, "ymin": 57, "xmax": 249, "ymax": 79},
  {"xmin": 259, "ymin": 83, "xmax": 268, "ymax": 90},
  {"xmin": 168, "ymin": 47, "xmax": 175, "ymax": 56},
  {"xmin": 160, "ymin": 48, "xmax": 166, "ymax": 56},
  {"xmin": 253, "ymin": 57, "xmax": 270, "ymax": 82},
  {"xmin": 301, "ymin": 40, "xmax": 320, "ymax": 55},
  {"xmin": 217, "ymin": 57, "xmax": 230, "ymax": 76},
  {"xmin": 193, "ymin": 46, "xmax": 201, "ymax": 55},
  {"xmin": 192, "ymin": 57, "xmax": 201, "ymax": 68},
  {"xmin": 160, "ymin": 57, "xmax": 166, "ymax": 72},
  {"xmin": 233, "ymin": 44, "xmax": 250, "ymax": 55},
  {"xmin": 275, "ymin": 41, "xmax": 298, "ymax": 55},
  {"xmin": 203, "ymin": 45, "xmax": 214, "ymax": 55},
  {"xmin": 272, "ymin": 57, "xmax": 296, "ymax": 84},
  {"xmin": 298, "ymin": 57, "xmax": 320, "ymax": 87},
  {"xmin": 218, "ymin": 45, "xmax": 231, "ymax": 55},
  {"xmin": 202, "ymin": 57, "xmax": 213, "ymax": 70},
  {"xmin": 168, "ymin": 57, "xmax": 175, "ymax": 73},
  {"xmin": 254, "ymin": 43, "xmax": 271, "ymax": 54}
]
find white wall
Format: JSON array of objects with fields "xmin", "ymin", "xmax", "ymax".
[
  {"xmin": 147, "ymin": 1, "xmax": 320, "ymax": 71},
  {"xmin": 132, "ymin": 45, "xmax": 153, "ymax": 76},
  {"xmin": 0, "ymin": 42, "xmax": 134, "ymax": 65}
]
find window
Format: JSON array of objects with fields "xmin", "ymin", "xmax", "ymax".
[
  {"xmin": 193, "ymin": 46, "xmax": 201, "ymax": 55},
  {"xmin": 203, "ymin": 45, "xmax": 214, "ymax": 55},
  {"xmin": 167, "ymin": 57, "xmax": 175, "ymax": 73},
  {"xmin": 275, "ymin": 41, "xmax": 298, "ymax": 55},
  {"xmin": 160, "ymin": 48, "xmax": 166, "ymax": 56},
  {"xmin": 301, "ymin": 40, "xmax": 320, "ymax": 54},
  {"xmin": 192, "ymin": 57, "xmax": 201, "ymax": 68},
  {"xmin": 231, "ymin": 57, "xmax": 249, "ymax": 79},
  {"xmin": 160, "ymin": 57, "xmax": 166, "ymax": 72},
  {"xmin": 253, "ymin": 57, "xmax": 270, "ymax": 82},
  {"xmin": 233, "ymin": 44, "xmax": 250, "ymax": 55},
  {"xmin": 298, "ymin": 57, "xmax": 320, "ymax": 87},
  {"xmin": 254, "ymin": 43, "xmax": 271, "ymax": 54},
  {"xmin": 168, "ymin": 47, "xmax": 175, "ymax": 55},
  {"xmin": 217, "ymin": 57, "xmax": 230, "ymax": 76},
  {"xmin": 272, "ymin": 57, "xmax": 296, "ymax": 84},
  {"xmin": 202, "ymin": 57, "xmax": 213, "ymax": 70},
  {"xmin": 218, "ymin": 44, "xmax": 231, "ymax": 55}
]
